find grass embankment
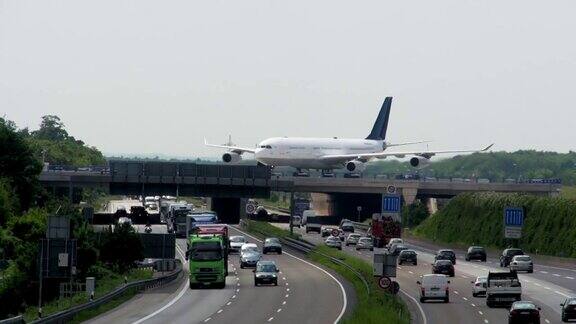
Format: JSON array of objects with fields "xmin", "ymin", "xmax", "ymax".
[
  {"xmin": 561, "ymin": 186, "xmax": 576, "ymax": 200},
  {"xmin": 414, "ymin": 192, "xmax": 576, "ymax": 257},
  {"xmin": 23, "ymin": 267, "xmax": 153, "ymax": 322},
  {"xmin": 243, "ymin": 220, "xmax": 410, "ymax": 324}
]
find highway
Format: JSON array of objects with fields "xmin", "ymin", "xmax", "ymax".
[
  {"xmin": 88, "ymin": 201, "xmax": 350, "ymax": 324},
  {"xmin": 278, "ymin": 223, "xmax": 571, "ymax": 324}
]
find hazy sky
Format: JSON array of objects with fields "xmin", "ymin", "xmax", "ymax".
[{"xmin": 1, "ymin": 0, "xmax": 575, "ymax": 158}]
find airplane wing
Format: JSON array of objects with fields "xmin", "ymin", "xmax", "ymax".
[
  {"xmin": 204, "ymin": 139, "xmax": 256, "ymax": 154},
  {"xmin": 320, "ymin": 144, "xmax": 494, "ymax": 162}
]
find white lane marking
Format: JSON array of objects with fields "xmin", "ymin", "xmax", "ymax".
[
  {"xmin": 545, "ymin": 319, "xmax": 550, "ymax": 324},
  {"xmin": 454, "ymin": 291, "xmax": 459, "ymax": 295},
  {"xmin": 268, "ymin": 317, "xmax": 274, "ymax": 322},
  {"xmin": 544, "ymin": 287, "xmax": 551, "ymax": 290},
  {"xmin": 555, "ymin": 290, "xmax": 572, "ymax": 298},
  {"xmin": 540, "ymin": 271, "xmax": 549, "ymax": 274},
  {"xmin": 484, "ymin": 320, "xmax": 489, "ymax": 324},
  {"xmin": 282, "ymin": 277, "xmax": 287, "ymax": 280},
  {"xmin": 282, "ymin": 301, "xmax": 286, "ymax": 305},
  {"xmin": 553, "ymin": 274, "xmax": 561, "ymax": 277},
  {"xmin": 460, "ymin": 275, "xmax": 468, "ymax": 279},
  {"xmin": 232, "ymin": 294, "xmax": 237, "ymax": 299},
  {"xmin": 217, "ymin": 309, "xmax": 223, "ymax": 314},
  {"xmin": 131, "ymin": 245, "xmax": 190, "ymax": 324},
  {"xmin": 408, "ymin": 271, "xmax": 414, "ymax": 274},
  {"xmin": 478, "ymin": 311, "xmax": 483, "ymax": 315},
  {"xmin": 234, "ymin": 227, "xmax": 348, "ymax": 324},
  {"xmin": 285, "ymin": 294, "xmax": 290, "ymax": 298},
  {"xmin": 534, "ymin": 283, "xmax": 542, "ymax": 287},
  {"xmin": 226, "ymin": 302, "xmax": 232, "ymax": 306},
  {"xmin": 236, "ymin": 289, "xmax": 240, "ymax": 292},
  {"xmin": 400, "ymin": 289, "xmax": 428, "ymax": 324},
  {"xmin": 286, "ymin": 288, "xmax": 290, "ymax": 292},
  {"xmin": 566, "ymin": 276, "xmax": 574, "ymax": 280},
  {"xmin": 462, "ymin": 297, "xmax": 468, "ymax": 301},
  {"xmin": 471, "ymin": 303, "xmax": 476, "ymax": 307},
  {"xmin": 277, "ymin": 308, "xmax": 282, "ymax": 313},
  {"xmin": 204, "ymin": 318, "xmax": 211, "ymax": 322}
]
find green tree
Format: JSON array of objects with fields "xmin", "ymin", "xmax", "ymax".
[
  {"xmin": 32, "ymin": 115, "xmax": 69, "ymax": 141},
  {"xmin": 0, "ymin": 118, "xmax": 42, "ymax": 211},
  {"xmin": 99, "ymin": 224, "xmax": 144, "ymax": 272},
  {"xmin": 403, "ymin": 201, "xmax": 430, "ymax": 228}
]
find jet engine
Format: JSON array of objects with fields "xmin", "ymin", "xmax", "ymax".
[
  {"xmin": 409, "ymin": 156, "xmax": 431, "ymax": 169},
  {"xmin": 222, "ymin": 152, "xmax": 241, "ymax": 163},
  {"xmin": 345, "ymin": 160, "xmax": 366, "ymax": 172}
]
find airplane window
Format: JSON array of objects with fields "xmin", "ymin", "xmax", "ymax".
[
  {"xmin": 260, "ymin": 145, "xmax": 266, "ymax": 148},
  {"xmin": 266, "ymin": 145, "xmax": 272, "ymax": 149}
]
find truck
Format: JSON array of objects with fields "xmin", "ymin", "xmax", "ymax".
[
  {"xmin": 167, "ymin": 203, "xmax": 193, "ymax": 237},
  {"xmin": 187, "ymin": 234, "xmax": 227, "ymax": 289},
  {"xmin": 186, "ymin": 211, "xmax": 219, "ymax": 234},
  {"xmin": 305, "ymin": 216, "xmax": 322, "ymax": 234},
  {"xmin": 368, "ymin": 214, "xmax": 401, "ymax": 248},
  {"xmin": 485, "ymin": 271, "xmax": 522, "ymax": 307}
]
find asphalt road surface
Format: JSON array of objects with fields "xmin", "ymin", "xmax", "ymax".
[
  {"xmin": 87, "ymin": 225, "xmax": 349, "ymax": 324},
  {"xmin": 278, "ymin": 223, "xmax": 569, "ymax": 324}
]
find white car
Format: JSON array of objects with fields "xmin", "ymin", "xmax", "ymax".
[
  {"xmin": 325, "ymin": 236, "xmax": 342, "ymax": 250},
  {"xmin": 292, "ymin": 216, "xmax": 302, "ymax": 227},
  {"xmin": 418, "ymin": 274, "xmax": 450, "ymax": 303},
  {"xmin": 387, "ymin": 238, "xmax": 403, "ymax": 249},
  {"xmin": 345, "ymin": 233, "xmax": 362, "ymax": 246},
  {"xmin": 229, "ymin": 235, "xmax": 247, "ymax": 253},
  {"xmin": 471, "ymin": 276, "xmax": 487, "ymax": 297},
  {"xmin": 510, "ymin": 255, "xmax": 533, "ymax": 273}
]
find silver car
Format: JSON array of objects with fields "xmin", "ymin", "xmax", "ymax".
[
  {"xmin": 509, "ymin": 255, "xmax": 533, "ymax": 273},
  {"xmin": 240, "ymin": 243, "xmax": 261, "ymax": 268},
  {"xmin": 229, "ymin": 235, "xmax": 247, "ymax": 253},
  {"xmin": 263, "ymin": 237, "xmax": 282, "ymax": 254},
  {"xmin": 356, "ymin": 237, "xmax": 374, "ymax": 251},
  {"xmin": 345, "ymin": 233, "xmax": 362, "ymax": 246},
  {"xmin": 325, "ymin": 236, "xmax": 342, "ymax": 250},
  {"xmin": 471, "ymin": 276, "xmax": 487, "ymax": 297}
]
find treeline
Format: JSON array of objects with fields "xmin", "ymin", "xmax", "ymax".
[
  {"xmin": 0, "ymin": 117, "xmax": 142, "ymax": 319},
  {"xmin": 414, "ymin": 192, "xmax": 576, "ymax": 257},
  {"xmin": 365, "ymin": 150, "xmax": 576, "ymax": 185}
]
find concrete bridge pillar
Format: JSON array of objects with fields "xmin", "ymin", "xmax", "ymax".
[
  {"xmin": 425, "ymin": 198, "xmax": 438, "ymax": 215},
  {"xmin": 401, "ymin": 188, "xmax": 418, "ymax": 205}
]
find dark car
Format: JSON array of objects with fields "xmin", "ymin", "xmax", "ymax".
[
  {"xmin": 263, "ymin": 237, "xmax": 282, "ymax": 254},
  {"xmin": 390, "ymin": 244, "xmax": 409, "ymax": 256},
  {"xmin": 508, "ymin": 301, "xmax": 540, "ymax": 324},
  {"xmin": 253, "ymin": 260, "xmax": 279, "ymax": 286},
  {"xmin": 432, "ymin": 260, "xmax": 455, "ymax": 277},
  {"xmin": 500, "ymin": 248, "xmax": 524, "ymax": 267},
  {"xmin": 398, "ymin": 250, "xmax": 418, "ymax": 265},
  {"xmin": 561, "ymin": 297, "xmax": 576, "ymax": 322},
  {"xmin": 340, "ymin": 222, "xmax": 355, "ymax": 233},
  {"xmin": 435, "ymin": 249, "xmax": 456, "ymax": 265},
  {"xmin": 466, "ymin": 246, "xmax": 487, "ymax": 262}
]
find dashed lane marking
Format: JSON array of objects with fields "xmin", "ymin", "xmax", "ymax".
[
  {"xmin": 226, "ymin": 302, "xmax": 232, "ymax": 306},
  {"xmin": 268, "ymin": 317, "xmax": 274, "ymax": 322},
  {"xmin": 217, "ymin": 310, "xmax": 223, "ymax": 314},
  {"xmin": 478, "ymin": 311, "xmax": 483, "ymax": 315},
  {"xmin": 277, "ymin": 309, "xmax": 282, "ymax": 313},
  {"xmin": 566, "ymin": 277, "xmax": 575, "ymax": 280},
  {"xmin": 204, "ymin": 318, "xmax": 211, "ymax": 322}
]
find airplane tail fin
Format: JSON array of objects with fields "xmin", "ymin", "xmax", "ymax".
[{"xmin": 366, "ymin": 97, "xmax": 392, "ymax": 141}]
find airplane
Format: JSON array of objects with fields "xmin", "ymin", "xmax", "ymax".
[{"xmin": 205, "ymin": 97, "xmax": 493, "ymax": 174}]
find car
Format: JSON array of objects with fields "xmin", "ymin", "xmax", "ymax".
[
  {"xmin": 432, "ymin": 260, "xmax": 455, "ymax": 277},
  {"xmin": 486, "ymin": 271, "xmax": 522, "ymax": 307},
  {"xmin": 240, "ymin": 243, "xmax": 261, "ymax": 268},
  {"xmin": 253, "ymin": 260, "xmax": 279, "ymax": 286},
  {"xmin": 417, "ymin": 274, "xmax": 450, "ymax": 303},
  {"xmin": 390, "ymin": 244, "xmax": 409, "ymax": 256},
  {"xmin": 471, "ymin": 276, "xmax": 488, "ymax": 297},
  {"xmin": 325, "ymin": 236, "xmax": 342, "ymax": 250},
  {"xmin": 561, "ymin": 297, "xmax": 576, "ymax": 322},
  {"xmin": 340, "ymin": 222, "xmax": 355, "ymax": 233},
  {"xmin": 510, "ymin": 255, "xmax": 533, "ymax": 273},
  {"xmin": 321, "ymin": 226, "xmax": 335, "ymax": 237},
  {"xmin": 387, "ymin": 238, "xmax": 404, "ymax": 249},
  {"xmin": 508, "ymin": 301, "xmax": 541, "ymax": 324},
  {"xmin": 435, "ymin": 249, "xmax": 456, "ymax": 265},
  {"xmin": 345, "ymin": 233, "xmax": 362, "ymax": 246},
  {"xmin": 337, "ymin": 229, "xmax": 346, "ymax": 241},
  {"xmin": 466, "ymin": 246, "xmax": 487, "ymax": 262},
  {"xmin": 263, "ymin": 237, "xmax": 282, "ymax": 254},
  {"xmin": 398, "ymin": 250, "xmax": 417, "ymax": 265},
  {"xmin": 117, "ymin": 216, "xmax": 133, "ymax": 227},
  {"xmin": 229, "ymin": 235, "xmax": 247, "ymax": 253},
  {"xmin": 356, "ymin": 237, "xmax": 374, "ymax": 251},
  {"xmin": 500, "ymin": 248, "xmax": 525, "ymax": 267}
]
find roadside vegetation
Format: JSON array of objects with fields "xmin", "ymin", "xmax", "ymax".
[
  {"xmin": 243, "ymin": 220, "xmax": 410, "ymax": 324},
  {"xmin": 365, "ymin": 150, "xmax": 576, "ymax": 185},
  {"xmin": 0, "ymin": 117, "xmax": 145, "ymax": 320},
  {"xmin": 414, "ymin": 192, "xmax": 576, "ymax": 257}
]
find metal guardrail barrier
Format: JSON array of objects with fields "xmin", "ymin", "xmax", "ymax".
[
  {"xmin": 28, "ymin": 261, "xmax": 182, "ymax": 324},
  {"xmin": 0, "ymin": 316, "xmax": 24, "ymax": 324}
]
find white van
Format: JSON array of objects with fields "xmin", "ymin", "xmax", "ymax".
[
  {"xmin": 417, "ymin": 274, "xmax": 450, "ymax": 303},
  {"xmin": 302, "ymin": 210, "xmax": 316, "ymax": 225}
]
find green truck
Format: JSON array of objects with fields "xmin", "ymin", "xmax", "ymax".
[{"xmin": 187, "ymin": 225, "xmax": 229, "ymax": 289}]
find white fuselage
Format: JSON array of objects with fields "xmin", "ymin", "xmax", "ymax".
[{"xmin": 254, "ymin": 137, "xmax": 385, "ymax": 169}]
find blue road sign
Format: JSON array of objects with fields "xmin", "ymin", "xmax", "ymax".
[
  {"xmin": 382, "ymin": 195, "xmax": 402, "ymax": 214},
  {"xmin": 504, "ymin": 207, "xmax": 524, "ymax": 227}
]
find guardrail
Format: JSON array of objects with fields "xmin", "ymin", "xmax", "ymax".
[
  {"xmin": 242, "ymin": 223, "xmax": 370, "ymax": 295},
  {"xmin": 28, "ymin": 261, "xmax": 182, "ymax": 324},
  {"xmin": 0, "ymin": 316, "xmax": 24, "ymax": 324}
]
